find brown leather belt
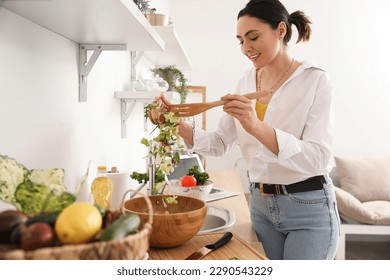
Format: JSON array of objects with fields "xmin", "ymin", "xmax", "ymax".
[{"xmin": 253, "ymin": 175, "xmax": 326, "ymax": 196}]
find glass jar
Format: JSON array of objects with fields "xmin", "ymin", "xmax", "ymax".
[{"xmin": 146, "ymin": 75, "xmax": 169, "ymax": 91}]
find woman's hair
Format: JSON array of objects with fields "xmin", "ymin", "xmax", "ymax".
[{"xmin": 237, "ymin": 0, "xmax": 312, "ymax": 46}]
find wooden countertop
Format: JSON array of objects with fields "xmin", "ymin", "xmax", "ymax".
[
  {"xmin": 148, "ymin": 232, "xmax": 267, "ymax": 260},
  {"xmin": 148, "ymin": 170, "xmax": 267, "ymax": 260}
]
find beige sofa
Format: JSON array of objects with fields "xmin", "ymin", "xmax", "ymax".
[{"xmin": 331, "ymin": 156, "xmax": 390, "ymax": 259}]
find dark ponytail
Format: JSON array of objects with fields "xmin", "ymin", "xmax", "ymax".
[
  {"xmin": 289, "ymin": 10, "xmax": 312, "ymax": 43},
  {"xmin": 238, "ymin": 0, "xmax": 312, "ymax": 46}
]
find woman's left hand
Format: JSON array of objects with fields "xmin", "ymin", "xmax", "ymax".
[{"xmin": 221, "ymin": 94, "xmax": 260, "ymax": 133}]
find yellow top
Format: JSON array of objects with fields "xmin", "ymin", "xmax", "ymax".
[{"xmin": 255, "ymin": 100, "xmax": 268, "ymax": 121}]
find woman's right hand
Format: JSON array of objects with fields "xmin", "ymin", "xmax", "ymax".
[
  {"xmin": 222, "ymin": 93, "xmax": 279, "ymax": 155},
  {"xmin": 221, "ymin": 93, "xmax": 259, "ymax": 133}
]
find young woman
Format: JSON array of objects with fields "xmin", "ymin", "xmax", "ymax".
[{"xmin": 178, "ymin": 0, "xmax": 340, "ymax": 260}]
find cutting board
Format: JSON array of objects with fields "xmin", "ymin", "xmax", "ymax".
[{"xmin": 148, "ymin": 232, "xmax": 268, "ymax": 260}]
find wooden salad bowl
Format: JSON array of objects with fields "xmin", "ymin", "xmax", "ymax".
[{"xmin": 123, "ymin": 195, "xmax": 207, "ymax": 248}]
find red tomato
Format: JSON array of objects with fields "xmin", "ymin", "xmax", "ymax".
[{"xmin": 181, "ymin": 175, "xmax": 197, "ymax": 187}]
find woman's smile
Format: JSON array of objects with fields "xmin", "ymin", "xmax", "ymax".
[{"xmin": 249, "ymin": 53, "xmax": 261, "ymax": 61}]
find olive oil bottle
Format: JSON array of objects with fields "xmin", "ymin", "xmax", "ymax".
[{"xmin": 90, "ymin": 166, "xmax": 113, "ymax": 209}]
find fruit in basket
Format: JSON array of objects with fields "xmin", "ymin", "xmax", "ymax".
[
  {"xmin": 99, "ymin": 213, "xmax": 141, "ymax": 241},
  {"xmin": 8, "ymin": 211, "xmax": 60, "ymax": 244},
  {"xmin": 25, "ymin": 211, "xmax": 60, "ymax": 226},
  {"xmin": 0, "ymin": 210, "xmax": 28, "ymax": 243},
  {"xmin": 20, "ymin": 222, "xmax": 56, "ymax": 250},
  {"xmin": 55, "ymin": 202, "xmax": 102, "ymax": 244}
]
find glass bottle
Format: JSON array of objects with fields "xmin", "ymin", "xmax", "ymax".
[{"xmin": 90, "ymin": 165, "xmax": 113, "ymax": 209}]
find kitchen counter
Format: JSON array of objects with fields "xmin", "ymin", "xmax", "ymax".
[
  {"xmin": 148, "ymin": 170, "xmax": 267, "ymax": 260},
  {"xmin": 148, "ymin": 232, "xmax": 266, "ymax": 260}
]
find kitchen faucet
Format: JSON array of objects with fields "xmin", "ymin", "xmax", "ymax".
[
  {"xmin": 148, "ymin": 155, "xmax": 156, "ymax": 195},
  {"xmin": 148, "ymin": 140, "xmax": 157, "ymax": 196},
  {"xmin": 129, "ymin": 140, "xmax": 159, "ymax": 197}
]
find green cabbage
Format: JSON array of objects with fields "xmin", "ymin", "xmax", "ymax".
[
  {"xmin": 0, "ymin": 155, "xmax": 29, "ymax": 208},
  {"xmin": 0, "ymin": 154, "xmax": 89, "ymax": 214},
  {"xmin": 14, "ymin": 182, "xmax": 52, "ymax": 214},
  {"xmin": 27, "ymin": 168, "xmax": 66, "ymax": 195},
  {"xmin": 42, "ymin": 191, "xmax": 76, "ymax": 212},
  {"xmin": 14, "ymin": 181, "xmax": 76, "ymax": 214}
]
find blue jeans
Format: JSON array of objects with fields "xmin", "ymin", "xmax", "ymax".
[{"xmin": 249, "ymin": 176, "xmax": 340, "ymax": 260}]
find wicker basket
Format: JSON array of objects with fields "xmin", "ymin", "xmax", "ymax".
[{"xmin": 0, "ymin": 193, "xmax": 153, "ymax": 260}]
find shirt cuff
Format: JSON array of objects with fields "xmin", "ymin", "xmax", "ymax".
[
  {"xmin": 184, "ymin": 126, "xmax": 209, "ymax": 153},
  {"xmin": 258, "ymin": 128, "xmax": 302, "ymax": 162}
]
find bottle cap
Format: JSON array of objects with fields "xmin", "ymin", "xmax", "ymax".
[{"xmin": 97, "ymin": 165, "xmax": 107, "ymax": 171}]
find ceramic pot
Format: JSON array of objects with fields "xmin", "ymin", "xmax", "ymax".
[{"xmin": 145, "ymin": 13, "xmax": 169, "ymax": 26}]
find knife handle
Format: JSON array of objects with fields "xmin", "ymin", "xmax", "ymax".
[{"xmin": 206, "ymin": 232, "xmax": 233, "ymax": 250}]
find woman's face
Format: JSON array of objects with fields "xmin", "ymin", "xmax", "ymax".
[{"xmin": 236, "ymin": 15, "xmax": 284, "ymax": 69}]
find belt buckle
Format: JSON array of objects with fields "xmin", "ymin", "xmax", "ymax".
[{"xmin": 259, "ymin": 183, "xmax": 273, "ymax": 197}]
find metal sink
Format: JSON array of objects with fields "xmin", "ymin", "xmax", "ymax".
[{"xmin": 199, "ymin": 205, "xmax": 235, "ymax": 234}]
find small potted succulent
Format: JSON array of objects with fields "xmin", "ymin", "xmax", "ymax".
[{"xmin": 151, "ymin": 65, "xmax": 189, "ymax": 103}]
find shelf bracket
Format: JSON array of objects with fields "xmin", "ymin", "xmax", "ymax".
[
  {"xmin": 120, "ymin": 99, "xmax": 137, "ymax": 138},
  {"xmin": 130, "ymin": 50, "xmax": 144, "ymax": 90},
  {"xmin": 79, "ymin": 44, "xmax": 126, "ymax": 102}
]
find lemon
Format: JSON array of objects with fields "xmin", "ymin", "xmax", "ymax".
[{"xmin": 55, "ymin": 202, "xmax": 102, "ymax": 244}]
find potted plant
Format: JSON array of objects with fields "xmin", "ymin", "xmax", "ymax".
[
  {"xmin": 133, "ymin": 0, "xmax": 169, "ymax": 26},
  {"xmin": 133, "ymin": 0, "xmax": 156, "ymax": 14},
  {"xmin": 151, "ymin": 65, "xmax": 188, "ymax": 103}
]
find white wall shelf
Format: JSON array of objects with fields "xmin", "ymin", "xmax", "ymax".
[
  {"xmin": 115, "ymin": 91, "xmax": 180, "ymax": 101},
  {"xmin": 3, "ymin": 1, "xmax": 193, "ymax": 70},
  {"xmin": 3, "ymin": 0, "xmax": 167, "ymax": 102},
  {"xmin": 144, "ymin": 26, "xmax": 193, "ymax": 71},
  {"xmin": 117, "ymin": 26, "xmax": 192, "ymax": 138},
  {"xmin": 129, "ymin": 26, "xmax": 193, "ymax": 93},
  {"xmin": 4, "ymin": 0, "xmax": 192, "ymax": 137},
  {"xmin": 3, "ymin": 0, "xmax": 165, "ymax": 50},
  {"xmin": 114, "ymin": 91, "xmax": 180, "ymax": 138}
]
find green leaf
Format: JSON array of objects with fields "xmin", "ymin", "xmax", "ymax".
[
  {"xmin": 141, "ymin": 138, "xmax": 150, "ymax": 146},
  {"xmin": 188, "ymin": 165, "xmax": 209, "ymax": 185}
]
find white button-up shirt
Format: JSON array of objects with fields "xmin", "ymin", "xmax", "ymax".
[{"xmin": 190, "ymin": 60, "xmax": 334, "ymax": 185}]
